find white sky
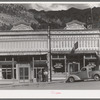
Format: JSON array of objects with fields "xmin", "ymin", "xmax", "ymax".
[{"xmin": 29, "ymin": 2, "xmax": 100, "ymax": 11}]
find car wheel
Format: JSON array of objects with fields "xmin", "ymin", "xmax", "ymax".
[
  {"xmin": 68, "ymin": 77, "xmax": 75, "ymax": 83},
  {"xmin": 94, "ymin": 75, "xmax": 100, "ymax": 81}
]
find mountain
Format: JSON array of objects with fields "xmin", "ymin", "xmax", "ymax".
[
  {"xmin": 29, "ymin": 7, "xmax": 100, "ymax": 29},
  {"xmin": 0, "ymin": 4, "xmax": 100, "ymax": 30},
  {"xmin": 0, "ymin": 4, "xmax": 38, "ymax": 30}
]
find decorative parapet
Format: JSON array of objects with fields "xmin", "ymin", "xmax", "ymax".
[{"xmin": 64, "ymin": 20, "xmax": 86, "ymax": 30}]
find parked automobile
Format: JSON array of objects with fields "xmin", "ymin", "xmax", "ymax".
[{"xmin": 66, "ymin": 66, "xmax": 100, "ymax": 82}]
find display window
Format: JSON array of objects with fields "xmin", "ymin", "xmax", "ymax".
[
  {"xmin": 52, "ymin": 60, "xmax": 65, "ymax": 73},
  {"xmin": 0, "ymin": 65, "xmax": 16, "ymax": 79}
]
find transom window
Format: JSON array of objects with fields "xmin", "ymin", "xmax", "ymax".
[{"xmin": 52, "ymin": 54, "xmax": 64, "ymax": 58}]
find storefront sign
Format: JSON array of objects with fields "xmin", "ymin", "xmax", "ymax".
[{"xmin": 54, "ymin": 63, "xmax": 63, "ymax": 68}]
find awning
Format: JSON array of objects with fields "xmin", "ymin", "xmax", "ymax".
[
  {"xmin": 51, "ymin": 50, "xmax": 97, "ymax": 54},
  {"xmin": 0, "ymin": 51, "xmax": 48, "ymax": 56}
]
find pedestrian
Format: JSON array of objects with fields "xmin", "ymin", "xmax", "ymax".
[
  {"xmin": 38, "ymin": 70, "xmax": 42, "ymax": 82},
  {"xmin": 43, "ymin": 70, "xmax": 48, "ymax": 82}
]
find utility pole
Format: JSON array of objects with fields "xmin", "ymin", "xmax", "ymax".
[
  {"xmin": 90, "ymin": 7, "xmax": 93, "ymax": 29},
  {"xmin": 47, "ymin": 25, "xmax": 52, "ymax": 82}
]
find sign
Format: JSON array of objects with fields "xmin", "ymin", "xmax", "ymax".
[{"xmin": 54, "ymin": 63, "xmax": 63, "ymax": 68}]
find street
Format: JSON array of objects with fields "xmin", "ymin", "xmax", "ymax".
[{"xmin": 0, "ymin": 80, "xmax": 100, "ymax": 90}]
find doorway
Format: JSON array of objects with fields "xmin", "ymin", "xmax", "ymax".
[
  {"xmin": 34, "ymin": 67, "xmax": 44, "ymax": 82},
  {"xmin": 68, "ymin": 62, "xmax": 80, "ymax": 73},
  {"xmin": 19, "ymin": 67, "xmax": 30, "ymax": 82}
]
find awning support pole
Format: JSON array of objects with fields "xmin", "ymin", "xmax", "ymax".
[
  {"xmin": 12, "ymin": 57, "xmax": 15, "ymax": 84},
  {"xmin": 48, "ymin": 26, "xmax": 51, "ymax": 82}
]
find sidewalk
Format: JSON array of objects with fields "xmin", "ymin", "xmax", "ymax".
[
  {"xmin": 12, "ymin": 81, "xmax": 63, "ymax": 86},
  {"xmin": 0, "ymin": 80, "xmax": 66, "ymax": 89}
]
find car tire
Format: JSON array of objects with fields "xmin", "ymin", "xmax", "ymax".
[
  {"xmin": 93, "ymin": 74, "xmax": 100, "ymax": 81},
  {"xmin": 68, "ymin": 77, "xmax": 75, "ymax": 83}
]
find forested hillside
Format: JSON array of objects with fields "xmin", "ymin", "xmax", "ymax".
[{"xmin": 0, "ymin": 4, "xmax": 100, "ymax": 30}]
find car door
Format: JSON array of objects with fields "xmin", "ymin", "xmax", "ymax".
[{"xmin": 79, "ymin": 68, "xmax": 88, "ymax": 79}]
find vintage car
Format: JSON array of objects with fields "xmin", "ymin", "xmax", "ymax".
[{"xmin": 66, "ymin": 66, "xmax": 100, "ymax": 82}]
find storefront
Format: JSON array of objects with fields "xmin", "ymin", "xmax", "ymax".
[
  {"xmin": 0, "ymin": 55, "xmax": 48, "ymax": 83},
  {"xmin": 51, "ymin": 54, "xmax": 67, "ymax": 81},
  {"xmin": 0, "ymin": 20, "xmax": 99, "ymax": 83}
]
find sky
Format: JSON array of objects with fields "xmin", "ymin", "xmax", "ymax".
[{"xmin": 27, "ymin": 3, "xmax": 100, "ymax": 11}]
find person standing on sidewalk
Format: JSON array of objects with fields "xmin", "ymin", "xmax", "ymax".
[
  {"xmin": 43, "ymin": 69, "xmax": 48, "ymax": 82},
  {"xmin": 38, "ymin": 70, "xmax": 42, "ymax": 82}
]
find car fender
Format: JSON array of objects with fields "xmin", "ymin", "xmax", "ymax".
[
  {"xmin": 93, "ymin": 73, "xmax": 100, "ymax": 78},
  {"xmin": 91, "ymin": 71, "xmax": 100, "ymax": 78},
  {"xmin": 68, "ymin": 74, "xmax": 81, "ymax": 81}
]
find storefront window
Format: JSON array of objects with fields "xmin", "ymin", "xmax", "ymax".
[
  {"xmin": 69, "ymin": 64, "xmax": 78, "ymax": 72},
  {"xmin": 0, "ymin": 65, "xmax": 16, "ymax": 79},
  {"xmin": 2, "ymin": 65, "xmax": 12, "ymax": 79},
  {"xmin": 68, "ymin": 63, "xmax": 79, "ymax": 73},
  {"xmin": 52, "ymin": 60, "xmax": 65, "ymax": 73}
]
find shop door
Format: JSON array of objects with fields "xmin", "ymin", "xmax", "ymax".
[
  {"xmin": 19, "ymin": 67, "xmax": 29, "ymax": 82},
  {"xmin": 34, "ymin": 67, "xmax": 44, "ymax": 82},
  {"xmin": 68, "ymin": 62, "xmax": 80, "ymax": 74}
]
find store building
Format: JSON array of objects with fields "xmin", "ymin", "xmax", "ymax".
[{"xmin": 0, "ymin": 20, "xmax": 99, "ymax": 83}]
